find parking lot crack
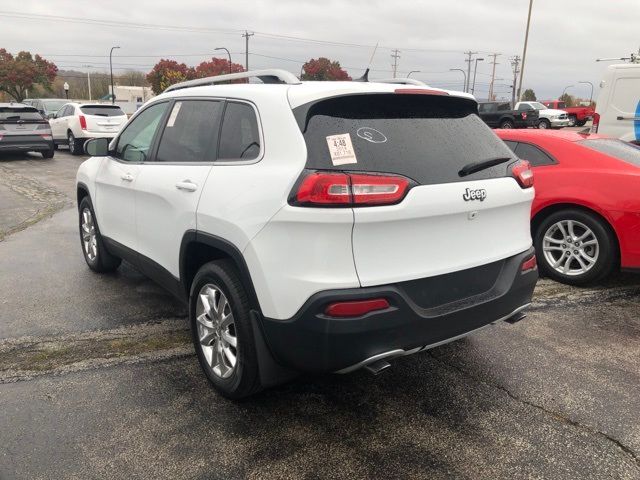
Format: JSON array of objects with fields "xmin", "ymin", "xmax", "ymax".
[{"xmin": 427, "ymin": 350, "xmax": 640, "ymax": 468}]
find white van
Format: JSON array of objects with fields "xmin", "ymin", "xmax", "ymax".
[{"xmin": 591, "ymin": 63, "xmax": 640, "ymax": 144}]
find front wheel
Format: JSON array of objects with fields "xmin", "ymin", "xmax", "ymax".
[
  {"xmin": 190, "ymin": 260, "xmax": 262, "ymax": 399},
  {"xmin": 78, "ymin": 197, "xmax": 121, "ymax": 272},
  {"xmin": 537, "ymin": 119, "xmax": 550, "ymax": 129},
  {"xmin": 568, "ymin": 115, "xmax": 577, "ymax": 127},
  {"xmin": 534, "ymin": 209, "xmax": 617, "ymax": 285},
  {"xmin": 499, "ymin": 119, "xmax": 514, "ymax": 129}
]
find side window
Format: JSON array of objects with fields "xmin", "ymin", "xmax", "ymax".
[
  {"xmin": 218, "ymin": 102, "xmax": 261, "ymax": 161},
  {"xmin": 498, "ymin": 103, "xmax": 511, "ymax": 111},
  {"xmin": 514, "ymin": 142, "xmax": 556, "ymax": 167},
  {"xmin": 517, "ymin": 103, "xmax": 530, "ymax": 111},
  {"xmin": 65, "ymin": 105, "xmax": 75, "ymax": 117},
  {"xmin": 503, "ymin": 140, "xmax": 518, "ymax": 153},
  {"xmin": 115, "ymin": 102, "xmax": 168, "ymax": 162},
  {"xmin": 156, "ymin": 100, "xmax": 223, "ymax": 163}
]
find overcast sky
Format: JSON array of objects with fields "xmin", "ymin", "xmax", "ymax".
[{"xmin": 2, "ymin": 0, "xmax": 638, "ymax": 100}]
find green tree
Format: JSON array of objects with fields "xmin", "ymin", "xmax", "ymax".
[
  {"xmin": 0, "ymin": 49, "xmax": 58, "ymax": 102},
  {"xmin": 301, "ymin": 57, "xmax": 351, "ymax": 81},
  {"xmin": 522, "ymin": 88, "xmax": 536, "ymax": 101},
  {"xmin": 559, "ymin": 93, "xmax": 575, "ymax": 107}
]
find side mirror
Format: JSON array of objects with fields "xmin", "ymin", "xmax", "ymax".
[{"xmin": 85, "ymin": 137, "xmax": 109, "ymax": 156}]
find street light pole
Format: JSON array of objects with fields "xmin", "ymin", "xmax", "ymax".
[
  {"xmin": 109, "ymin": 46, "xmax": 120, "ymax": 104},
  {"xmin": 215, "ymin": 47, "xmax": 232, "ymax": 74},
  {"xmin": 63, "ymin": 82, "xmax": 69, "ymax": 100},
  {"xmin": 471, "ymin": 58, "xmax": 484, "ymax": 95},
  {"xmin": 578, "ymin": 80, "xmax": 594, "ymax": 105},
  {"xmin": 449, "ymin": 69, "xmax": 467, "ymax": 92},
  {"xmin": 83, "ymin": 65, "xmax": 92, "ymax": 101},
  {"xmin": 517, "ymin": 0, "xmax": 534, "ymax": 102},
  {"xmin": 561, "ymin": 85, "xmax": 573, "ymax": 99},
  {"xmin": 407, "ymin": 70, "xmax": 420, "ymax": 78}
]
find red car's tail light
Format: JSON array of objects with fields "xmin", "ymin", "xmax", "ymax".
[
  {"xmin": 510, "ymin": 160, "xmax": 534, "ymax": 188},
  {"xmin": 79, "ymin": 115, "xmax": 87, "ymax": 130},
  {"xmin": 293, "ymin": 170, "xmax": 412, "ymax": 207},
  {"xmin": 521, "ymin": 255, "xmax": 537, "ymax": 273},
  {"xmin": 325, "ymin": 298, "xmax": 390, "ymax": 317}
]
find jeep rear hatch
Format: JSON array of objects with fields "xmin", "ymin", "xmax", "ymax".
[{"xmin": 294, "ymin": 92, "xmax": 534, "ymax": 287}]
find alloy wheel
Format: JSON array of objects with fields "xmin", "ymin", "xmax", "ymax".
[
  {"xmin": 542, "ymin": 219, "xmax": 599, "ymax": 276},
  {"xmin": 195, "ymin": 284, "xmax": 238, "ymax": 379},
  {"xmin": 81, "ymin": 207, "xmax": 97, "ymax": 261},
  {"xmin": 68, "ymin": 134, "xmax": 75, "ymax": 154}
]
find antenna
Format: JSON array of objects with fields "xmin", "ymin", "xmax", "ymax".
[
  {"xmin": 354, "ymin": 42, "xmax": 379, "ymax": 82},
  {"xmin": 596, "ymin": 47, "xmax": 640, "ymax": 63}
]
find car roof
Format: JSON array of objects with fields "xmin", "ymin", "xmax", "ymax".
[
  {"xmin": 154, "ymin": 80, "xmax": 473, "ymax": 109},
  {"xmin": 0, "ymin": 102, "xmax": 38, "ymax": 110},
  {"xmin": 495, "ymin": 129, "xmax": 609, "ymax": 143}
]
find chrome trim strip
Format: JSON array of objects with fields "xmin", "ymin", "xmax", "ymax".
[{"xmin": 334, "ymin": 303, "xmax": 531, "ymax": 374}]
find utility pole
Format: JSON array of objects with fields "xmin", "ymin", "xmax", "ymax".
[
  {"xmin": 487, "ymin": 53, "xmax": 501, "ymax": 101},
  {"xmin": 517, "ymin": 0, "xmax": 534, "ymax": 102},
  {"xmin": 464, "ymin": 51, "xmax": 478, "ymax": 92},
  {"xmin": 242, "ymin": 30, "xmax": 254, "ymax": 71},
  {"xmin": 391, "ymin": 49, "xmax": 401, "ymax": 78},
  {"xmin": 83, "ymin": 65, "xmax": 92, "ymax": 101},
  {"xmin": 510, "ymin": 55, "xmax": 521, "ymax": 108}
]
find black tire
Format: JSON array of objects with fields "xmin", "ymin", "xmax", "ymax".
[
  {"xmin": 53, "ymin": 143, "xmax": 59, "ymax": 150},
  {"xmin": 568, "ymin": 115, "xmax": 577, "ymax": 127},
  {"xmin": 190, "ymin": 260, "xmax": 262, "ymax": 399},
  {"xmin": 42, "ymin": 149, "xmax": 54, "ymax": 159},
  {"xmin": 576, "ymin": 120, "xmax": 587, "ymax": 127},
  {"xmin": 537, "ymin": 119, "xmax": 551, "ymax": 129},
  {"xmin": 78, "ymin": 196, "xmax": 121, "ymax": 272},
  {"xmin": 68, "ymin": 132, "xmax": 84, "ymax": 156},
  {"xmin": 534, "ymin": 208, "xmax": 617, "ymax": 285},
  {"xmin": 499, "ymin": 119, "xmax": 514, "ymax": 129}
]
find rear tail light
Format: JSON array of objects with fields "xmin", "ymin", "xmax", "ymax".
[
  {"xmin": 292, "ymin": 170, "xmax": 411, "ymax": 207},
  {"xmin": 79, "ymin": 115, "xmax": 87, "ymax": 130},
  {"xmin": 522, "ymin": 112, "xmax": 527, "ymax": 120},
  {"xmin": 325, "ymin": 298, "xmax": 390, "ymax": 317},
  {"xmin": 510, "ymin": 160, "xmax": 534, "ymax": 188},
  {"xmin": 591, "ymin": 112, "xmax": 600, "ymax": 133},
  {"xmin": 521, "ymin": 254, "xmax": 537, "ymax": 273},
  {"xmin": 40, "ymin": 134, "xmax": 52, "ymax": 141}
]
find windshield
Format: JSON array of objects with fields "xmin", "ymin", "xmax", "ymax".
[
  {"xmin": 0, "ymin": 107, "xmax": 44, "ymax": 121},
  {"xmin": 529, "ymin": 102, "xmax": 547, "ymax": 110},
  {"xmin": 42, "ymin": 100, "xmax": 67, "ymax": 113},
  {"xmin": 580, "ymin": 139, "xmax": 640, "ymax": 167}
]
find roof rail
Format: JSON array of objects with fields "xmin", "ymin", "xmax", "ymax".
[
  {"xmin": 164, "ymin": 69, "xmax": 301, "ymax": 92},
  {"xmin": 372, "ymin": 78, "xmax": 427, "ymax": 86}
]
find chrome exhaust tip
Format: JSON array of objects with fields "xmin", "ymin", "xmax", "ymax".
[{"xmin": 364, "ymin": 358, "xmax": 392, "ymax": 375}]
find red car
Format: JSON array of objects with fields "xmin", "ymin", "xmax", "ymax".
[
  {"xmin": 496, "ymin": 129, "xmax": 640, "ymax": 285},
  {"xmin": 541, "ymin": 100, "xmax": 595, "ymax": 127}
]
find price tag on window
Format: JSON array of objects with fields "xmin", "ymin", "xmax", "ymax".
[
  {"xmin": 326, "ymin": 133, "xmax": 357, "ymax": 166},
  {"xmin": 166, "ymin": 102, "xmax": 182, "ymax": 127}
]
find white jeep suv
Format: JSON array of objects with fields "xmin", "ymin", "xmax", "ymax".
[
  {"xmin": 50, "ymin": 102, "xmax": 128, "ymax": 155},
  {"xmin": 77, "ymin": 69, "xmax": 538, "ymax": 398}
]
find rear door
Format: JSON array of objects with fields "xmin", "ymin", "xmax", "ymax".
[
  {"xmin": 297, "ymin": 93, "xmax": 533, "ymax": 287},
  {"xmin": 79, "ymin": 105, "xmax": 128, "ymax": 135},
  {"xmin": 134, "ymin": 99, "xmax": 224, "ymax": 277}
]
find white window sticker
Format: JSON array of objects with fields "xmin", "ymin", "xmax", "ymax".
[
  {"xmin": 326, "ymin": 133, "xmax": 357, "ymax": 166},
  {"xmin": 166, "ymin": 102, "xmax": 182, "ymax": 127}
]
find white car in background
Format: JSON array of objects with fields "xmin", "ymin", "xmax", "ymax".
[
  {"xmin": 515, "ymin": 101, "xmax": 569, "ymax": 129},
  {"xmin": 49, "ymin": 103, "xmax": 128, "ymax": 155}
]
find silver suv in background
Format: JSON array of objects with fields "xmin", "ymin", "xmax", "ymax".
[{"xmin": 0, "ymin": 103, "xmax": 54, "ymax": 158}]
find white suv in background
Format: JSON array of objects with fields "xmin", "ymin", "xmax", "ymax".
[
  {"xmin": 49, "ymin": 103, "xmax": 128, "ymax": 155},
  {"xmin": 76, "ymin": 70, "xmax": 538, "ymax": 398}
]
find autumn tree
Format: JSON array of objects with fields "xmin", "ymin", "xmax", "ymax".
[
  {"xmin": 0, "ymin": 49, "xmax": 58, "ymax": 102},
  {"xmin": 146, "ymin": 59, "xmax": 195, "ymax": 94},
  {"xmin": 522, "ymin": 88, "xmax": 536, "ymax": 101},
  {"xmin": 301, "ymin": 58, "xmax": 351, "ymax": 81},
  {"xmin": 194, "ymin": 57, "xmax": 245, "ymax": 78}
]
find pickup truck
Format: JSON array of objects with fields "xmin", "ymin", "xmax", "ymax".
[
  {"xmin": 541, "ymin": 100, "xmax": 594, "ymax": 127},
  {"xmin": 477, "ymin": 101, "xmax": 539, "ymax": 129},
  {"xmin": 514, "ymin": 101, "xmax": 569, "ymax": 129}
]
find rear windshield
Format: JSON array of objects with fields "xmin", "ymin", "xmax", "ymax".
[
  {"xmin": 295, "ymin": 94, "xmax": 516, "ymax": 185},
  {"xmin": 580, "ymin": 138, "xmax": 640, "ymax": 167},
  {"xmin": 0, "ymin": 107, "xmax": 43, "ymax": 121},
  {"xmin": 80, "ymin": 105, "xmax": 125, "ymax": 117}
]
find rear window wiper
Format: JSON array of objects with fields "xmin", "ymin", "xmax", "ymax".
[{"xmin": 458, "ymin": 156, "xmax": 512, "ymax": 177}]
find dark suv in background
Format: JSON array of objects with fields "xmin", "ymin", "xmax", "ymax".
[
  {"xmin": 478, "ymin": 101, "xmax": 538, "ymax": 129},
  {"xmin": 0, "ymin": 103, "xmax": 55, "ymax": 158},
  {"xmin": 22, "ymin": 98, "xmax": 68, "ymax": 119}
]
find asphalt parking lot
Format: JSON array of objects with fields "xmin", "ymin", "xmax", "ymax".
[{"xmin": 1, "ymin": 147, "xmax": 639, "ymax": 479}]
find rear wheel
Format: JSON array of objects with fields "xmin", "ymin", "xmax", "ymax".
[
  {"xmin": 537, "ymin": 119, "xmax": 551, "ymax": 129},
  {"xmin": 42, "ymin": 149, "xmax": 54, "ymax": 159},
  {"xmin": 576, "ymin": 120, "xmax": 587, "ymax": 127},
  {"xmin": 568, "ymin": 115, "xmax": 577, "ymax": 127},
  {"xmin": 499, "ymin": 119, "xmax": 514, "ymax": 129},
  {"xmin": 534, "ymin": 209, "xmax": 616, "ymax": 285},
  {"xmin": 190, "ymin": 260, "xmax": 262, "ymax": 399},
  {"xmin": 68, "ymin": 132, "xmax": 84, "ymax": 156}
]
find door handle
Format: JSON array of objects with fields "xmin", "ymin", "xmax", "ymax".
[
  {"xmin": 175, "ymin": 180, "xmax": 198, "ymax": 192},
  {"xmin": 121, "ymin": 173, "xmax": 134, "ymax": 182},
  {"xmin": 616, "ymin": 116, "xmax": 640, "ymax": 121}
]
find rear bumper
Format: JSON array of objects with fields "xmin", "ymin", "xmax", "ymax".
[
  {"xmin": 0, "ymin": 137, "xmax": 53, "ymax": 152},
  {"xmin": 260, "ymin": 248, "xmax": 537, "ymax": 373}
]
